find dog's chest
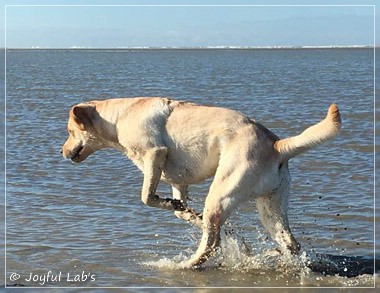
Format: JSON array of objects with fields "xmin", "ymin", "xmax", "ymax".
[{"xmin": 124, "ymin": 146, "xmax": 146, "ymax": 172}]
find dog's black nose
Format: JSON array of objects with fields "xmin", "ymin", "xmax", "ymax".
[{"xmin": 60, "ymin": 148, "xmax": 63, "ymax": 154}]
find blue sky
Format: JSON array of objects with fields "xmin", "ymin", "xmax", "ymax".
[{"xmin": 1, "ymin": 0, "xmax": 376, "ymax": 48}]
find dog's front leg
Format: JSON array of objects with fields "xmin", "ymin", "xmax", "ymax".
[
  {"xmin": 172, "ymin": 184, "xmax": 203, "ymax": 228},
  {"xmin": 141, "ymin": 147, "xmax": 186, "ymax": 211}
]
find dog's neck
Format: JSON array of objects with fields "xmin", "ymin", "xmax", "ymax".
[{"xmin": 91, "ymin": 101, "xmax": 127, "ymax": 151}]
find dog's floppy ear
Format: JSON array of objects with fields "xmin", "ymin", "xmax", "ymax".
[{"xmin": 70, "ymin": 104, "xmax": 94, "ymax": 131}]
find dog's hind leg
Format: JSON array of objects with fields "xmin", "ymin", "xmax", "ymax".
[
  {"xmin": 184, "ymin": 202, "xmax": 223, "ymax": 268},
  {"xmin": 172, "ymin": 184, "xmax": 203, "ymax": 228},
  {"xmin": 256, "ymin": 183, "xmax": 300, "ymax": 255},
  {"xmin": 185, "ymin": 164, "xmax": 249, "ymax": 268}
]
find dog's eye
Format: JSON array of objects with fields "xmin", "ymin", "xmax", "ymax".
[{"xmin": 278, "ymin": 163, "xmax": 283, "ymax": 170}]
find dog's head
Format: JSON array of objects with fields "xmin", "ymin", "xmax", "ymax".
[{"xmin": 61, "ymin": 102, "xmax": 100, "ymax": 163}]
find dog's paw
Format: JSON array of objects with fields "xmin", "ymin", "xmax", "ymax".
[
  {"xmin": 167, "ymin": 198, "xmax": 186, "ymax": 211},
  {"xmin": 185, "ymin": 208, "xmax": 202, "ymax": 219},
  {"xmin": 180, "ymin": 259, "xmax": 203, "ymax": 270}
]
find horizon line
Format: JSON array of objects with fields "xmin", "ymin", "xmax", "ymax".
[
  {"xmin": 4, "ymin": 4, "xmax": 375, "ymax": 7},
  {"xmin": 3, "ymin": 45, "xmax": 375, "ymax": 50}
]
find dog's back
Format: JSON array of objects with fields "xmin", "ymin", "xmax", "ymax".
[{"xmin": 162, "ymin": 101, "xmax": 276, "ymax": 185}]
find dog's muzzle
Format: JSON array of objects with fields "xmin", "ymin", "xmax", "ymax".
[{"xmin": 66, "ymin": 145, "xmax": 84, "ymax": 162}]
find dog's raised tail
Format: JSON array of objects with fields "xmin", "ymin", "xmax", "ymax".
[{"xmin": 274, "ymin": 104, "xmax": 341, "ymax": 160}]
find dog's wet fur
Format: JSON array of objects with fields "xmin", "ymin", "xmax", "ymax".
[{"xmin": 62, "ymin": 97, "xmax": 341, "ymax": 268}]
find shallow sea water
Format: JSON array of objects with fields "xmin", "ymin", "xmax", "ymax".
[{"xmin": 4, "ymin": 48, "xmax": 377, "ymax": 288}]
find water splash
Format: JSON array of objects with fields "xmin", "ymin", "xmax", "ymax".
[
  {"xmin": 143, "ymin": 227, "xmax": 312, "ymax": 275},
  {"xmin": 143, "ymin": 228, "xmax": 374, "ymax": 279},
  {"xmin": 217, "ymin": 231, "xmax": 312, "ymax": 277}
]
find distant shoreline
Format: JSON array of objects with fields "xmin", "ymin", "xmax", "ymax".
[{"xmin": 3, "ymin": 45, "xmax": 375, "ymax": 51}]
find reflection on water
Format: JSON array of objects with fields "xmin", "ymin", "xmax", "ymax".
[{"xmin": 5, "ymin": 49, "xmax": 375, "ymax": 287}]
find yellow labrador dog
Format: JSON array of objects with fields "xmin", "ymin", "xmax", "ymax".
[{"xmin": 61, "ymin": 97, "xmax": 341, "ymax": 268}]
